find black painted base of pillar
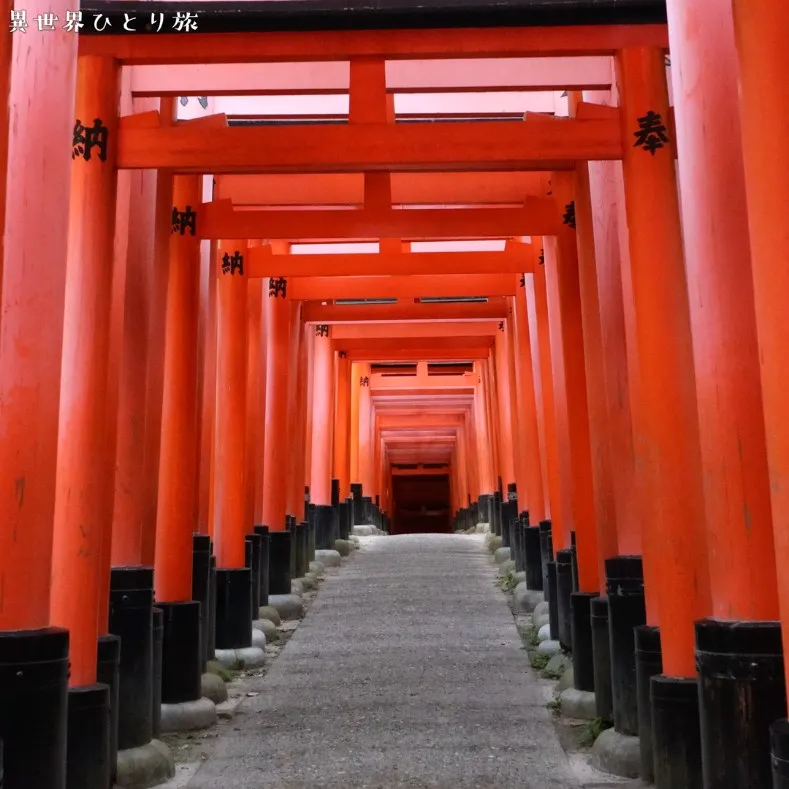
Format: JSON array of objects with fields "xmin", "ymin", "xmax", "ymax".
[
  {"xmin": 288, "ymin": 522, "xmax": 304, "ymax": 578},
  {"xmin": 635, "ymin": 625, "xmax": 662, "ymax": 783},
  {"xmin": 301, "ymin": 521, "xmax": 311, "ymax": 575},
  {"xmin": 351, "ymin": 483, "xmax": 364, "ymax": 526},
  {"xmin": 547, "ymin": 562, "xmax": 559, "ymax": 641},
  {"xmin": 109, "ymin": 566, "xmax": 154, "ymax": 751},
  {"xmin": 492, "ymin": 491, "xmax": 502, "ymax": 536},
  {"xmin": 269, "ymin": 531, "xmax": 292, "ymax": 595},
  {"xmin": 590, "ymin": 596, "xmax": 614, "ymax": 723},
  {"xmin": 66, "ymin": 684, "xmax": 110, "ymax": 789},
  {"xmin": 524, "ymin": 525, "xmax": 542, "ymax": 590},
  {"xmin": 97, "ymin": 634, "xmax": 120, "ymax": 785},
  {"xmin": 158, "ymin": 601, "xmax": 202, "ymax": 704},
  {"xmin": 314, "ymin": 504, "xmax": 334, "ymax": 551},
  {"xmin": 771, "ymin": 718, "xmax": 789, "ymax": 789},
  {"xmin": 651, "ymin": 675, "xmax": 702, "ymax": 789},
  {"xmin": 696, "ymin": 618, "xmax": 785, "ymax": 789},
  {"xmin": 253, "ymin": 526, "xmax": 270, "ymax": 608},
  {"xmin": 0, "ymin": 627, "xmax": 69, "ymax": 789},
  {"xmin": 191, "ymin": 534, "xmax": 211, "ymax": 674},
  {"xmin": 478, "ymin": 494, "xmax": 492, "ymax": 528},
  {"xmin": 339, "ymin": 501, "xmax": 351, "ymax": 540},
  {"xmin": 556, "ymin": 549, "xmax": 574, "ymax": 650},
  {"xmin": 244, "ymin": 534, "xmax": 262, "ymax": 614},
  {"xmin": 605, "ymin": 555, "xmax": 646, "ymax": 737},
  {"xmin": 207, "ymin": 555, "xmax": 217, "ymax": 659},
  {"xmin": 570, "ymin": 592, "xmax": 596, "ymax": 692},
  {"xmin": 215, "ymin": 568, "xmax": 253, "ymax": 651},
  {"xmin": 151, "ymin": 608, "xmax": 163, "ymax": 739},
  {"xmin": 362, "ymin": 496, "xmax": 374, "ymax": 525},
  {"xmin": 539, "ymin": 520, "xmax": 553, "ymax": 600}
]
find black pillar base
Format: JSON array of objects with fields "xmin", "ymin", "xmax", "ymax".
[
  {"xmin": 635, "ymin": 625, "xmax": 662, "ymax": 783},
  {"xmin": 539, "ymin": 520, "xmax": 553, "ymax": 599},
  {"xmin": 331, "ymin": 479, "xmax": 341, "ymax": 543},
  {"xmin": 510, "ymin": 515, "xmax": 523, "ymax": 569},
  {"xmin": 0, "ymin": 627, "xmax": 69, "ymax": 789},
  {"xmin": 244, "ymin": 534, "xmax": 262, "ymax": 613},
  {"xmin": 492, "ymin": 491, "xmax": 502, "ymax": 536},
  {"xmin": 351, "ymin": 483, "xmax": 364, "ymax": 526},
  {"xmin": 772, "ymin": 719, "xmax": 789, "ymax": 789},
  {"xmin": 151, "ymin": 608, "xmax": 163, "ymax": 739},
  {"xmin": 253, "ymin": 526, "xmax": 270, "ymax": 608},
  {"xmin": 97, "ymin": 634, "xmax": 120, "ymax": 786},
  {"xmin": 286, "ymin": 516, "xmax": 297, "ymax": 579},
  {"xmin": 556, "ymin": 549, "xmax": 574, "ymax": 650},
  {"xmin": 314, "ymin": 504, "xmax": 334, "ymax": 550},
  {"xmin": 570, "ymin": 592, "xmax": 596, "ymax": 692},
  {"xmin": 570, "ymin": 530, "xmax": 580, "ymax": 592},
  {"xmin": 207, "ymin": 555, "xmax": 217, "ymax": 659},
  {"xmin": 339, "ymin": 501, "xmax": 351, "ymax": 540},
  {"xmin": 300, "ymin": 521, "xmax": 311, "ymax": 576},
  {"xmin": 191, "ymin": 535, "xmax": 211, "ymax": 674},
  {"xmin": 605, "ymin": 555, "xmax": 646, "ymax": 736},
  {"xmin": 288, "ymin": 521, "xmax": 303, "ymax": 578},
  {"xmin": 269, "ymin": 531, "xmax": 292, "ymax": 595},
  {"xmin": 696, "ymin": 618, "xmax": 785, "ymax": 789},
  {"xmin": 362, "ymin": 496, "xmax": 374, "ymax": 525},
  {"xmin": 303, "ymin": 485, "xmax": 310, "ymax": 523},
  {"xmin": 109, "ymin": 566, "xmax": 154, "ymax": 751},
  {"xmin": 158, "ymin": 601, "xmax": 202, "ymax": 704},
  {"xmin": 651, "ymin": 675, "xmax": 703, "ymax": 789},
  {"xmin": 590, "ymin": 596, "xmax": 614, "ymax": 723},
  {"xmin": 66, "ymin": 684, "xmax": 110, "ymax": 789},
  {"xmin": 547, "ymin": 562, "xmax": 559, "ymax": 641},
  {"xmin": 524, "ymin": 524, "xmax": 543, "ymax": 590},
  {"xmin": 215, "ymin": 568, "xmax": 253, "ymax": 651},
  {"xmin": 478, "ymin": 494, "xmax": 492, "ymax": 528}
]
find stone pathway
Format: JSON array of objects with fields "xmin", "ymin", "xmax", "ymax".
[{"xmin": 185, "ymin": 533, "xmax": 581, "ymax": 789}]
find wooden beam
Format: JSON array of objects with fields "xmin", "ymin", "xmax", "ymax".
[
  {"xmin": 201, "ymin": 200, "xmax": 560, "ymax": 241},
  {"xmin": 80, "ymin": 25, "xmax": 669, "ymax": 65},
  {"xmin": 345, "ymin": 347, "xmax": 489, "ymax": 361},
  {"xmin": 288, "ymin": 274, "xmax": 518, "ymax": 299},
  {"xmin": 247, "ymin": 248, "xmax": 531, "ymax": 277},
  {"xmin": 333, "ymin": 336, "xmax": 493, "ymax": 351},
  {"xmin": 117, "ymin": 117, "xmax": 622, "ymax": 173},
  {"xmin": 129, "ymin": 56, "xmax": 613, "ymax": 96},
  {"xmin": 302, "ymin": 301, "xmax": 508, "ymax": 324},
  {"xmin": 216, "ymin": 172, "xmax": 551, "ymax": 208},
  {"xmin": 331, "ymin": 321, "xmax": 498, "ymax": 339}
]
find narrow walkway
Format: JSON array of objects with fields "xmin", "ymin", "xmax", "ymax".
[{"xmin": 187, "ymin": 534, "xmax": 579, "ymax": 788}]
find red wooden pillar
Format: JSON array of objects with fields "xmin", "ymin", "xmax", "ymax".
[
  {"xmin": 310, "ymin": 326, "xmax": 334, "ymax": 506},
  {"xmin": 154, "ymin": 176, "xmax": 202, "ymax": 601},
  {"xmin": 334, "ymin": 352, "xmax": 352, "ymax": 499},
  {"xmin": 358, "ymin": 363, "xmax": 373, "ymax": 495},
  {"xmin": 213, "ymin": 240, "xmax": 249, "ymax": 566},
  {"xmin": 618, "ymin": 46, "xmax": 710, "ymax": 678},
  {"xmin": 261, "ymin": 276, "xmax": 291, "ymax": 530},
  {"xmin": 665, "ymin": 0, "xmax": 783, "ymax": 779},
  {"xmin": 731, "ymin": 0, "xmax": 789, "ymax": 697},
  {"xmin": 50, "ymin": 56, "xmax": 121, "ymax": 687}
]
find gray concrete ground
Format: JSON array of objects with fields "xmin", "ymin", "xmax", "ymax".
[{"xmin": 185, "ymin": 534, "xmax": 581, "ymax": 789}]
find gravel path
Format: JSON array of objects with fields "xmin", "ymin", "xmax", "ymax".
[{"xmin": 186, "ymin": 533, "xmax": 580, "ymax": 789}]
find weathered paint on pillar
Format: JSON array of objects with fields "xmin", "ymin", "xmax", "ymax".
[
  {"xmin": 494, "ymin": 327, "xmax": 516, "ymax": 487},
  {"xmin": 213, "ymin": 240, "xmax": 248, "ymax": 567},
  {"xmin": 513, "ymin": 277, "xmax": 546, "ymax": 521},
  {"xmin": 310, "ymin": 325, "xmax": 335, "ymax": 505},
  {"xmin": 261, "ymin": 274, "xmax": 291, "ymax": 529},
  {"xmin": 0, "ymin": 4, "xmax": 78, "ymax": 629},
  {"xmin": 245, "ymin": 242, "xmax": 263, "ymax": 533},
  {"xmin": 545, "ymin": 173, "xmax": 598, "ymax": 590},
  {"xmin": 664, "ymin": 4, "xmax": 779, "ymax": 621},
  {"xmin": 286, "ymin": 301, "xmax": 305, "ymax": 518},
  {"xmin": 618, "ymin": 45, "xmax": 711, "ymax": 674},
  {"xmin": 141, "ymin": 98, "xmax": 176, "ymax": 563},
  {"xmin": 198, "ymin": 237, "xmax": 218, "ymax": 534},
  {"xmin": 585, "ymin": 87, "xmax": 640, "ymax": 560},
  {"xmin": 112, "ymin": 97, "xmax": 158, "ymax": 565},
  {"xmin": 573, "ymin": 155, "xmax": 618, "ymax": 589},
  {"xmin": 731, "ymin": 0, "xmax": 789, "ymax": 675},
  {"xmin": 358, "ymin": 363, "xmax": 373, "ymax": 493},
  {"xmin": 529, "ymin": 258, "xmax": 564, "ymax": 547},
  {"xmin": 334, "ymin": 351, "xmax": 352, "ymax": 499},
  {"xmin": 50, "ymin": 55, "xmax": 120, "ymax": 686},
  {"xmin": 154, "ymin": 175, "xmax": 202, "ymax": 601}
]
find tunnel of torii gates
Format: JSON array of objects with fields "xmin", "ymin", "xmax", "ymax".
[{"xmin": 2, "ymin": 1, "xmax": 789, "ymax": 788}]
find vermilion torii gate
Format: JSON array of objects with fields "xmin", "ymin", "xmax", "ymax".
[{"xmin": 1, "ymin": 2, "xmax": 789, "ymax": 788}]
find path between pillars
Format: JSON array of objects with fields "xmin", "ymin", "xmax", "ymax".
[{"xmin": 186, "ymin": 534, "xmax": 581, "ymax": 789}]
